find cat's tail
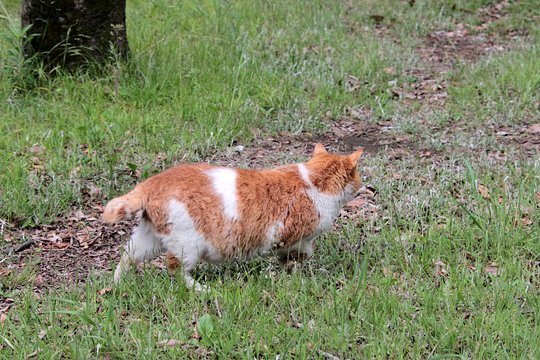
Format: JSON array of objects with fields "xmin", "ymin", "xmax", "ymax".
[{"xmin": 102, "ymin": 187, "xmax": 145, "ymax": 224}]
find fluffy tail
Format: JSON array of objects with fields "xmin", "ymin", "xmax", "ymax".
[{"xmin": 102, "ymin": 188, "xmax": 144, "ymax": 224}]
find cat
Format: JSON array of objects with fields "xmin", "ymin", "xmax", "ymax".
[{"xmin": 103, "ymin": 143, "xmax": 364, "ymax": 291}]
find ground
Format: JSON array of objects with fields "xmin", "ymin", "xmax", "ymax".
[{"xmin": 1, "ymin": 0, "xmax": 539, "ymax": 358}]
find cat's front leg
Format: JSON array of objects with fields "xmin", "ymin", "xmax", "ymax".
[{"xmin": 278, "ymin": 241, "xmax": 314, "ymax": 272}]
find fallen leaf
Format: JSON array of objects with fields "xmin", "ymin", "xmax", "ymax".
[
  {"xmin": 302, "ymin": 45, "xmax": 320, "ymax": 55},
  {"xmin": 29, "ymin": 144, "xmax": 46, "ymax": 154},
  {"xmin": 382, "ymin": 267, "xmax": 403, "ymax": 281},
  {"xmin": 293, "ymin": 322, "xmax": 304, "ymax": 329},
  {"xmin": 0, "ymin": 313, "xmax": 7, "ymax": 327},
  {"xmin": 477, "ymin": 183, "xmax": 490, "ymax": 199},
  {"xmin": 97, "ymin": 287, "xmax": 113, "ymax": 296},
  {"xmin": 526, "ymin": 123, "xmax": 540, "ymax": 134},
  {"xmin": 317, "ymin": 349, "xmax": 341, "ymax": 360},
  {"xmin": 38, "ymin": 329, "xmax": 46, "ymax": 339},
  {"xmin": 0, "ymin": 268, "xmax": 12, "ymax": 277},
  {"xmin": 383, "ymin": 67, "xmax": 396, "ymax": 75},
  {"xmin": 26, "ymin": 349, "xmax": 42, "ymax": 359},
  {"xmin": 157, "ymin": 339, "xmax": 184, "ymax": 347},
  {"xmin": 70, "ymin": 166, "xmax": 82, "ymax": 177},
  {"xmin": 535, "ymin": 191, "xmax": 540, "ymax": 202},
  {"xmin": 53, "ymin": 242, "xmax": 70, "ymax": 249},
  {"xmin": 344, "ymin": 197, "xmax": 367, "ymax": 209},
  {"xmin": 49, "ymin": 234, "xmax": 62, "ymax": 243},
  {"xmin": 434, "ymin": 260, "xmax": 448, "ymax": 277},
  {"xmin": 191, "ymin": 328, "xmax": 201, "ymax": 340},
  {"xmin": 484, "ymin": 262, "xmax": 499, "ymax": 276},
  {"xmin": 344, "ymin": 75, "xmax": 360, "ymax": 92},
  {"xmin": 369, "ymin": 14, "xmax": 384, "ymax": 24},
  {"xmin": 74, "ymin": 210, "xmax": 86, "ymax": 220}
]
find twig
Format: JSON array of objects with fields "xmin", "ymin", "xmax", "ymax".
[
  {"xmin": 317, "ymin": 350, "xmax": 341, "ymax": 360},
  {"xmin": 214, "ymin": 298, "xmax": 223, "ymax": 318},
  {"xmin": 0, "ymin": 218, "xmax": 6, "ymax": 235},
  {"xmin": 9, "ymin": 239, "xmax": 35, "ymax": 254}
]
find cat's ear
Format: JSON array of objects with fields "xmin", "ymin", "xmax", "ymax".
[
  {"xmin": 313, "ymin": 143, "xmax": 328, "ymax": 156},
  {"xmin": 349, "ymin": 147, "xmax": 364, "ymax": 163}
]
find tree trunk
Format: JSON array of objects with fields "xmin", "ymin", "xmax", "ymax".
[{"xmin": 21, "ymin": 0, "xmax": 129, "ymax": 70}]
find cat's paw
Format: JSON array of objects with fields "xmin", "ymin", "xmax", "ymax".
[
  {"xmin": 193, "ymin": 282, "xmax": 210, "ymax": 293},
  {"xmin": 284, "ymin": 260, "xmax": 302, "ymax": 274},
  {"xmin": 113, "ymin": 266, "xmax": 123, "ymax": 284}
]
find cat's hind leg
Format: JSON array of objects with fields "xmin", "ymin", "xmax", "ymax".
[
  {"xmin": 162, "ymin": 200, "xmax": 213, "ymax": 292},
  {"xmin": 164, "ymin": 236, "xmax": 208, "ymax": 292},
  {"xmin": 278, "ymin": 240, "xmax": 314, "ymax": 262},
  {"xmin": 114, "ymin": 219, "xmax": 163, "ymax": 283},
  {"xmin": 277, "ymin": 240, "xmax": 314, "ymax": 273}
]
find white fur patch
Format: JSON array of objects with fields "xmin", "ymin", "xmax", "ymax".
[
  {"xmin": 297, "ymin": 164, "xmax": 346, "ymax": 234},
  {"xmin": 264, "ymin": 221, "xmax": 284, "ymax": 249},
  {"xmin": 164, "ymin": 199, "xmax": 221, "ymax": 263},
  {"xmin": 206, "ymin": 168, "xmax": 239, "ymax": 220},
  {"xmin": 298, "ymin": 163, "xmax": 312, "ymax": 186}
]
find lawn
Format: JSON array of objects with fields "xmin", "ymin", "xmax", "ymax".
[{"xmin": 1, "ymin": 0, "xmax": 539, "ymax": 358}]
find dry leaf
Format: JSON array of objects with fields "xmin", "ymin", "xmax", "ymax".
[
  {"xmin": 344, "ymin": 197, "xmax": 367, "ymax": 209},
  {"xmin": 344, "ymin": 75, "xmax": 360, "ymax": 92},
  {"xmin": 191, "ymin": 327, "xmax": 201, "ymax": 340},
  {"xmin": 49, "ymin": 234, "xmax": 62, "ymax": 242},
  {"xmin": 26, "ymin": 349, "xmax": 42, "ymax": 359},
  {"xmin": 383, "ymin": 67, "xmax": 396, "ymax": 75},
  {"xmin": 434, "ymin": 260, "xmax": 448, "ymax": 277},
  {"xmin": 157, "ymin": 339, "xmax": 184, "ymax": 347},
  {"xmin": 369, "ymin": 14, "xmax": 385, "ymax": 24},
  {"xmin": 535, "ymin": 191, "xmax": 540, "ymax": 202},
  {"xmin": 53, "ymin": 242, "xmax": 70, "ymax": 249},
  {"xmin": 477, "ymin": 184, "xmax": 490, "ymax": 199},
  {"xmin": 29, "ymin": 144, "xmax": 46, "ymax": 154},
  {"xmin": 0, "ymin": 313, "xmax": 7, "ymax": 327},
  {"xmin": 526, "ymin": 123, "xmax": 540, "ymax": 134},
  {"xmin": 302, "ymin": 45, "xmax": 320, "ymax": 54},
  {"xmin": 484, "ymin": 262, "xmax": 499, "ymax": 276},
  {"xmin": 34, "ymin": 274, "xmax": 44, "ymax": 287},
  {"xmin": 382, "ymin": 267, "xmax": 403, "ymax": 280},
  {"xmin": 38, "ymin": 329, "xmax": 46, "ymax": 339},
  {"xmin": 0, "ymin": 268, "xmax": 12, "ymax": 277},
  {"xmin": 97, "ymin": 287, "xmax": 113, "ymax": 296}
]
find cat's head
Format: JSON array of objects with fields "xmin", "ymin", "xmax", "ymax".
[{"xmin": 306, "ymin": 143, "xmax": 364, "ymax": 201}]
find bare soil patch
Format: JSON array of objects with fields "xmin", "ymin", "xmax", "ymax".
[{"xmin": 495, "ymin": 123, "xmax": 540, "ymax": 157}]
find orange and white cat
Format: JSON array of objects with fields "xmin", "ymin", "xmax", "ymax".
[{"xmin": 103, "ymin": 143, "xmax": 363, "ymax": 291}]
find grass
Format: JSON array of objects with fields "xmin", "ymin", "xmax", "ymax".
[
  {"xmin": 2, "ymin": 158, "xmax": 539, "ymax": 358},
  {"xmin": 1, "ymin": 0, "xmax": 539, "ymax": 358}
]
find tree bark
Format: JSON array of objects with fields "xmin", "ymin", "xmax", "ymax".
[{"xmin": 21, "ymin": 0, "xmax": 129, "ymax": 70}]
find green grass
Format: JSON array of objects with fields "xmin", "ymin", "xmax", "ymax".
[
  {"xmin": 449, "ymin": 41, "xmax": 540, "ymax": 126},
  {"xmin": 2, "ymin": 157, "xmax": 539, "ymax": 358},
  {"xmin": 1, "ymin": 0, "xmax": 411, "ymax": 225},
  {"xmin": 1, "ymin": 0, "xmax": 540, "ymax": 358},
  {"xmin": 0, "ymin": 0, "xmax": 523, "ymax": 226}
]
